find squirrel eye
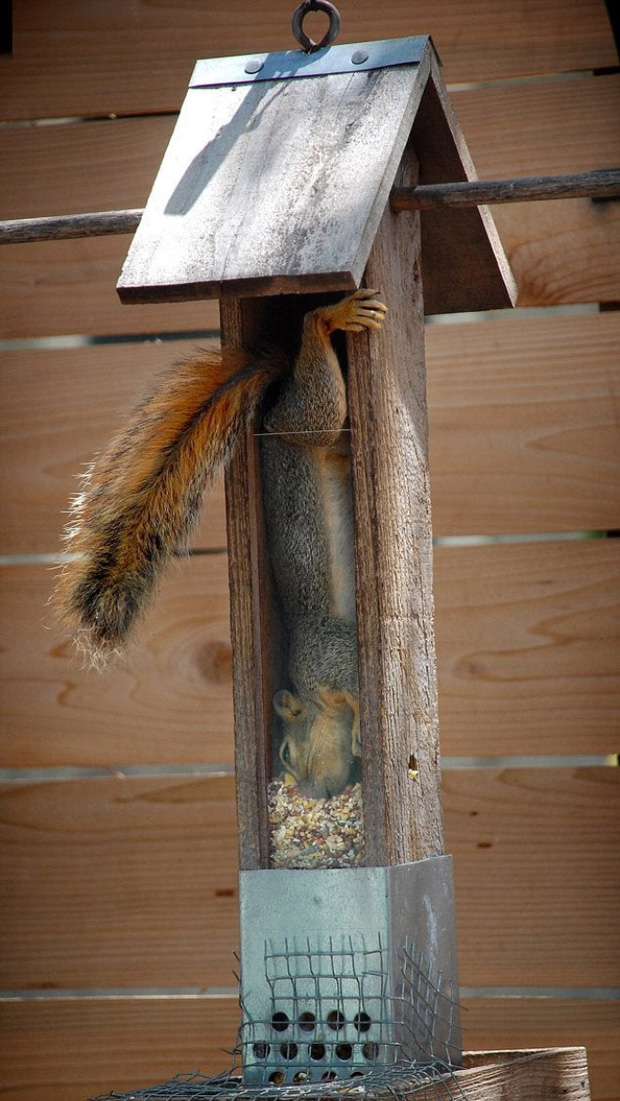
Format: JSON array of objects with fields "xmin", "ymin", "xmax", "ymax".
[{"xmin": 281, "ymin": 741, "xmax": 291, "ymax": 764}]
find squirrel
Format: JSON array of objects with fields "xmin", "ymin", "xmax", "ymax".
[{"xmin": 57, "ymin": 288, "xmax": 388, "ymax": 797}]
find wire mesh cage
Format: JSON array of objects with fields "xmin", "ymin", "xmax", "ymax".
[
  {"xmin": 90, "ymin": 1059, "xmax": 468, "ymax": 1101},
  {"xmin": 240, "ymin": 935, "xmax": 459, "ymax": 1085}
]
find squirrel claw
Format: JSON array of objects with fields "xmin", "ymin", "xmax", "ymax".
[{"xmin": 319, "ymin": 291, "xmax": 388, "ymax": 335}]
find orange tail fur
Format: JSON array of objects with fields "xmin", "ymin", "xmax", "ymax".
[{"xmin": 57, "ymin": 346, "xmax": 283, "ymax": 661}]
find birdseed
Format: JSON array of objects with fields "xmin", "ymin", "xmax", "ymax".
[{"xmin": 267, "ymin": 779, "xmax": 364, "ymax": 869}]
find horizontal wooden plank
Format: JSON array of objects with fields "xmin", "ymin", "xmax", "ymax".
[
  {"xmin": 0, "ymin": 116, "xmax": 177, "ymax": 222},
  {"xmin": 1, "ymin": 768, "xmax": 618, "ymax": 989},
  {"xmin": 1, "ymin": 0, "xmax": 615, "ymax": 121},
  {"xmin": 0, "ymin": 340, "xmax": 228, "ymax": 555},
  {"xmin": 3, "ymin": 78, "xmax": 618, "ymax": 225},
  {"xmin": 2, "ymin": 996, "xmax": 615, "ymax": 1101},
  {"xmin": 447, "ymin": 767, "xmax": 620, "ymax": 987},
  {"xmin": 426, "ymin": 311, "xmax": 620, "ymax": 536},
  {"xmin": 452, "ymin": 74, "xmax": 620, "ymax": 182},
  {"xmin": 433, "ymin": 539, "xmax": 620, "ymax": 756},
  {"xmin": 0, "ymin": 996, "xmax": 242, "ymax": 1101},
  {"xmin": 0, "ymin": 236, "xmax": 221, "ymax": 340},
  {"xmin": 1, "ymin": 540, "xmax": 618, "ymax": 766},
  {"xmin": 3, "ymin": 313, "xmax": 619, "ymax": 552}
]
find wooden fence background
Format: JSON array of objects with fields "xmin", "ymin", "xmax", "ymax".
[{"xmin": 1, "ymin": 1, "xmax": 619, "ymax": 1098}]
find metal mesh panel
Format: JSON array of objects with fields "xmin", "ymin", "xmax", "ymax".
[
  {"xmin": 240, "ymin": 936, "xmax": 458, "ymax": 1085},
  {"xmin": 90, "ymin": 1060, "xmax": 467, "ymax": 1101}
]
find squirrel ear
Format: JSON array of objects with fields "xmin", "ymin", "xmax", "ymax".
[{"xmin": 274, "ymin": 689, "xmax": 305, "ymax": 720}]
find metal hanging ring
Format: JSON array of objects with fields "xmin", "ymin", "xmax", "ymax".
[{"xmin": 291, "ymin": 0, "xmax": 341, "ymax": 52}]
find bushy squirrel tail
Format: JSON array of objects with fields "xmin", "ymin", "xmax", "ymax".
[{"xmin": 57, "ymin": 346, "xmax": 284, "ymax": 663}]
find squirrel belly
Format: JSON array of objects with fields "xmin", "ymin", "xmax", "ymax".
[{"xmin": 261, "ymin": 291, "xmax": 388, "ymax": 798}]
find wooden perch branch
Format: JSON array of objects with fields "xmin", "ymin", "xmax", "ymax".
[
  {"xmin": 391, "ymin": 167, "xmax": 620, "ymax": 211},
  {"xmin": 0, "ymin": 170, "xmax": 618, "ymax": 246},
  {"xmin": 0, "ymin": 208, "xmax": 143, "ymax": 245}
]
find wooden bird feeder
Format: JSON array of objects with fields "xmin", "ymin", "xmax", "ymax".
[{"xmin": 117, "ymin": 17, "xmax": 590, "ymax": 1101}]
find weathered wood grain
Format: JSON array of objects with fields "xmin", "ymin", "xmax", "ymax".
[
  {"xmin": 2, "ymin": 540, "xmax": 618, "ymax": 767},
  {"xmin": 0, "ymin": 209, "xmax": 144, "ymax": 245},
  {"xmin": 494, "ymin": 198, "xmax": 620, "ymax": 307},
  {"xmin": 347, "ymin": 152, "xmax": 444, "ymax": 865},
  {"xmin": 452, "ymin": 74, "xmax": 620, "ymax": 182},
  {"xmin": 434, "ymin": 539, "xmax": 620, "ymax": 756},
  {"xmin": 116, "ymin": 60, "xmax": 433, "ymax": 304},
  {"xmin": 220, "ymin": 298, "xmax": 272, "ymax": 871},
  {"xmin": 0, "ymin": 559, "xmax": 235, "ymax": 768},
  {"xmin": 1, "ymin": 769, "xmax": 618, "ymax": 989},
  {"xmin": 1, "ymin": 0, "xmax": 615, "ymax": 120},
  {"xmin": 2, "ymin": 78, "xmax": 618, "ymax": 226},
  {"xmin": 2, "ymin": 313, "xmax": 618, "ymax": 554},
  {"xmin": 3, "ymin": 165, "xmax": 619, "ymax": 247},
  {"xmin": 0, "ymin": 237, "xmax": 221, "ymax": 341},
  {"xmin": 3, "ymin": 995, "xmax": 615, "ymax": 1101},
  {"xmin": 413, "ymin": 1048, "xmax": 591, "ymax": 1101},
  {"xmin": 392, "ymin": 169, "xmax": 620, "ymax": 211},
  {"xmin": 411, "ymin": 58, "xmax": 516, "ymax": 314},
  {"xmin": 4, "ymin": 164, "xmax": 620, "ymax": 248},
  {"xmin": 426, "ymin": 310, "xmax": 620, "ymax": 536}
]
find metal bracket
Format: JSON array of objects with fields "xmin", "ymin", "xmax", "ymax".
[{"xmin": 189, "ymin": 35, "xmax": 431, "ymax": 89}]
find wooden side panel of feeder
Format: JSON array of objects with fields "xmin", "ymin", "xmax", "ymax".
[
  {"xmin": 220, "ymin": 297, "xmax": 274, "ymax": 871},
  {"xmin": 347, "ymin": 143, "xmax": 444, "ymax": 867}
]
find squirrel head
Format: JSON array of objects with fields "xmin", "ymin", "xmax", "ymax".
[{"xmin": 274, "ymin": 688, "xmax": 360, "ymax": 799}]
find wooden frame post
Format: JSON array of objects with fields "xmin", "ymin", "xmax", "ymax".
[
  {"xmin": 221, "ymin": 298, "xmax": 273, "ymax": 871},
  {"xmin": 347, "ymin": 146, "xmax": 444, "ymax": 866}
]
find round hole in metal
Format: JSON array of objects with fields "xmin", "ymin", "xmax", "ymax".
[
  {"xmin": 280, "ymin": 1043, "xmax": 299, "ymax": 1060},
  {"xmin": 363, "ymin": 1042, "xmax": 380, "ymax": 1060},
  {"xmin": 268, "ymin": 1071, "xmax": 285, "ymax": 1085},
  {"xmin": 335, "ymin": 1043, "xmax": 353, "ymax": 1060},
  {"xmin": 299, "ymin": 1011, "xmax": 316, "ymax": 1032},
  {"xmin": 252, "ymin": 1042, "xmax": 270, "ymax": 1059},
  {"xmin": 327, "ymin": 1009, "xmax": 345, "ymax": 1030},
  {"xmin": 309, "ymin": 1043, "xmax": 326, "ymax": 1061},
  {"xmin": 353, "ymin": 1012, "xmax": 372, "ymax": 1032},
  {"xmin": 271, "ymin": 1011, "xmax": 289, "ymax": 1032}
]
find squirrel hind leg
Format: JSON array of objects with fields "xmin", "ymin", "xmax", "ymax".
[{"xmin": 316, "ymin": 289, "xmax": 388, "ymax": 335}]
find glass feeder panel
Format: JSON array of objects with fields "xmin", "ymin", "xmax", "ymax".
[{"xmin": 259, "ymin": 331, "xmax": 363, "ymax": 870}]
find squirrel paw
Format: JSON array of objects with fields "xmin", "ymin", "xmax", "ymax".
[{"xmin": 319, "ymin": 288, "xmax": 388, "ymax": 334}]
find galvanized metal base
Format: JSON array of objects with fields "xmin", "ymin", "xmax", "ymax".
[{"xmin": 238, "ymin": 856, "xmax": 461, "ymax": 1085}]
